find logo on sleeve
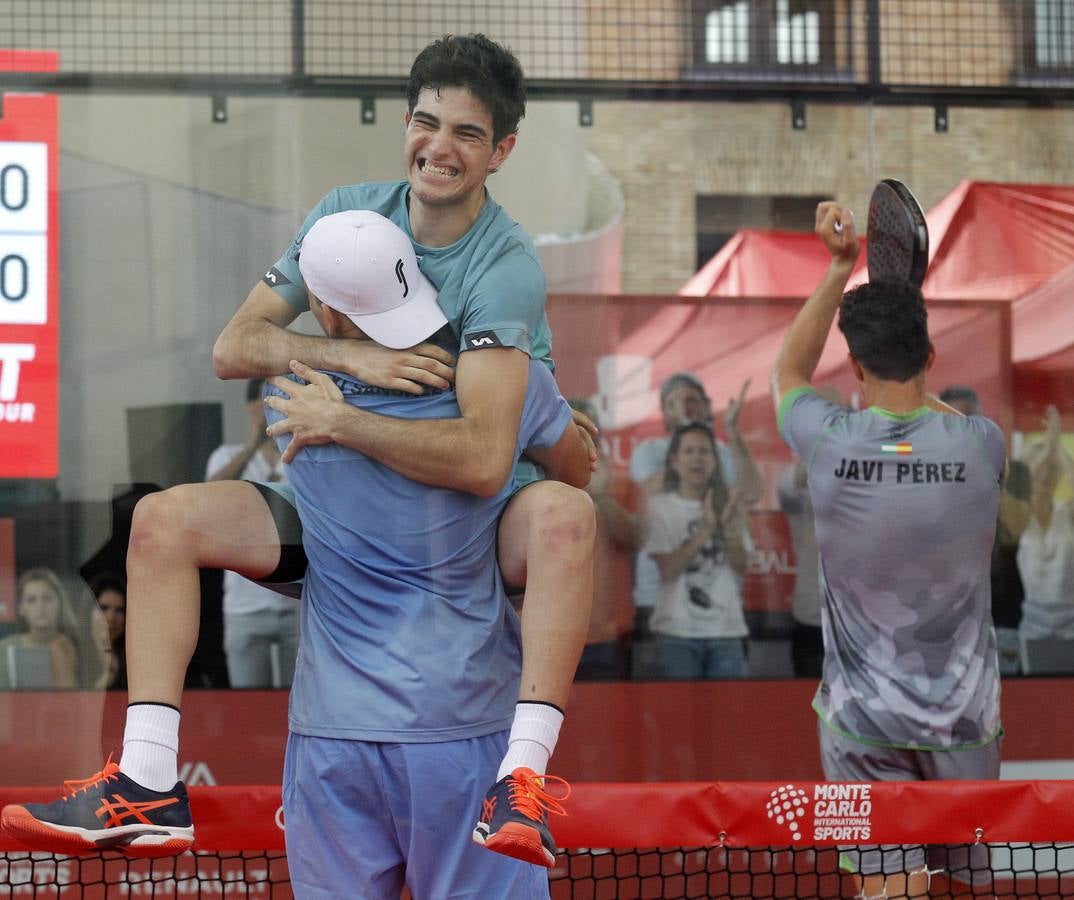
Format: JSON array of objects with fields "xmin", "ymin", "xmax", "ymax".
[
  {"xmin": 467, "ymin": 331, "xmax": 502, "ymax": 348},
  {"xmin": 263, "ymin": 267, "xmax": 291, "ymax": 288}
]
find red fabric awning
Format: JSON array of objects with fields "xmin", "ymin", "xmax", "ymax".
[{"xmin": 675, "ymin": 181, "xmax": 1074, "ymax": 423}]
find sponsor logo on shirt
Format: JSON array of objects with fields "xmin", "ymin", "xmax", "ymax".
[
  {"xmin": 263, "ymin": 266, "xmax": 291, "ymax": 288},
  {"xmin": 467, "ymin": 331, "xmax": 502, "ymax": 348}
]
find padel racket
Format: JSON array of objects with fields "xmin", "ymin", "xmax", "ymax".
[{"xmin": 866, "ymin": 178, "xmax": 929, "ymax": 287}]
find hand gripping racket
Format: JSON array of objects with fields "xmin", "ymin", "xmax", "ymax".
[{"xmin": 865, "ymin": 179, "xmax": 929, "ymax": 288}]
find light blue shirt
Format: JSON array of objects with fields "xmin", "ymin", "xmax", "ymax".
[{"xmin": 265, "ymin": 360, "xmax": 571, "ymax": 742}]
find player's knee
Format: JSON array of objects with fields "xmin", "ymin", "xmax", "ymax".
[
  {"xmin": 128, "ymin": 490, "xmax": 189, "ymax": 562},
  {"xmin": 526, "ymin": 484, "xmax": 595, "ymax": 555}
]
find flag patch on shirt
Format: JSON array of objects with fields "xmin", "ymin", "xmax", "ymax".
[{"xmin": 880, "ymin": 443, "xmax": 913, "ymax": 454}]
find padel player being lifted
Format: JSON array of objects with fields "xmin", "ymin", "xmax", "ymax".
[
  {"xmin": 1, "ymin": 34, "xmax": 595, "ymax": 892},
  {"xmin": 772, "ymin": 202, "xmax": 1007, "ymax": 899}
]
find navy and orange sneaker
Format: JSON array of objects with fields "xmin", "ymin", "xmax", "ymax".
[
  {"xmin": 472, "ymin": 767, "xmax": 570, "ymax": 867},
  {"xmin": 0, "ymin": 757, "xmax": 194, "ymax": 857}
]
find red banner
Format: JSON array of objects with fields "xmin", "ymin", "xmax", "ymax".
[
  {"xmin": 0, "ymin": 680, "xmax": 1072, "ymax": 787},
  {"xmin": 0, "ymin": 50, "xmax": 59, "ymax": 477},
  {"xmin": 2, "ymin": 780, "xmax": 1074, "ymax": 852}
]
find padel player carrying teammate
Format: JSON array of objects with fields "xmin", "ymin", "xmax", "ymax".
[
  {"xmin": 277, "ymin": 211, "xmax": 583, "ymax": 896},
  {"xmin": 772, "ymin": 202, "xmax": 1005, "ymax": 900},
  {"xmin": 0, "ymin": 34, "xmax": 594, "ymax": 870}
]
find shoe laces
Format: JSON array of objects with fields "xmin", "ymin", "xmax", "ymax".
[
  {"xmin": 63, "ymin": 753, "xmax": 121, "ymax": 798},
  {"xmin": 506, "ymin": 768, "xmax": 571, "ymax": 822}
]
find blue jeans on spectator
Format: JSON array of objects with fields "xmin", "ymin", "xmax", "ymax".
[{"xmin": 646, "ymin": 634, "xmax": 748, "ymax": 680}]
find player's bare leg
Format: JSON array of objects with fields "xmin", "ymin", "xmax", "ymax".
[
  {"xmin": 473, "ymin": 480, "xmax": 594, "ymax": 867},
  {"xmin": 126, "ymin": 481, "xmax": 283, "ymax": 708},
  {"xmin": 497, "ymin": 480, "xmax": 595, "ymax": 711},
  {"xmin": 0, "ymin": 481, "xmax": 285, "ymax": 857}
]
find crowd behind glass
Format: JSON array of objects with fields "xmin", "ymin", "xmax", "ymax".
[{"xmin": 1, "ymin": 370, "xmax": 1070, "ymax": 691}]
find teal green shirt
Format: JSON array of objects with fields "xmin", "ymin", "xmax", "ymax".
[{"xmin": 267, "ymin": 180, "xmax": 552, "ymax": 365}]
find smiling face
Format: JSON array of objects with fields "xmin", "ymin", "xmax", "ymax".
[
  {"xmin": 404, "ymin": 86, "xmax": 516, "ymax": 225},
  {"xmin": 18, "ymin": 577, "xmax": 61, "ymax": 638}
]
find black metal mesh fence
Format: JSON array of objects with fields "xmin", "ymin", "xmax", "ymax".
[{"xmin": 0, "ymin": 1, "xmax": 1072, "ymax": 98}]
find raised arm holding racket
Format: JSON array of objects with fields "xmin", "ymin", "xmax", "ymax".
[
  {"xmin": 770, "ymin": 200, "xmax": 861, "ymax": 403},
  {"xmin": 771, "ymin": 179, "xmax": 932, "ymax": 405}
]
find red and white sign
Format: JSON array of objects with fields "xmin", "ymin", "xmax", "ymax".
[{"xmin": 0, "ymin": 50, "xmax": 59, "ymax": 477}]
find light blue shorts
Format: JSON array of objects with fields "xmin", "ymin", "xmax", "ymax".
[{"xmin": 282, "ymin": 731, "xmax": 550, "ymax": 899}]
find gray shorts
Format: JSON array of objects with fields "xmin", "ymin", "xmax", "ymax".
[{"xmin": 818, "ymin": 721, "xmax": 1001, "ymax": 883}]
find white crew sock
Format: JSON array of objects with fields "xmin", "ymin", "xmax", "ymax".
[
  {"xmin": 496, "ymin": 702, "xmax": 564, "ymax": 781},
  {"xmin": 119, "ymin": 703, "xmax": 181, "ymax": 792}
]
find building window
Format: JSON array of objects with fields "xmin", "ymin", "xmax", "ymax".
[
  {"xmin": 1019, "ymin": 0, "xmax": 1074, "ymax": 73},
  {"xmin": 1034, "ymin": 0, "xmax": 1074, "ymax": 67},
  {"xmin": 696, "ymin": 194, "xmax": 825, "ymax": 270},
  {"xmin": 694, "ymin": 0, "xmax": 835, "ymax": 74}
]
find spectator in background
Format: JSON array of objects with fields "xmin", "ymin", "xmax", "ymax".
[
  {"xmin": 1017, "ymin": 404, "xmax": 1074, "ymax": 658},
  {"xmin": 88, "ymin": 572, "xmax": 127, "ymax": 689},
  {"xmin": 643, "ymin": 422, "xmax": 753, "ymax": 679},
  {"xmin": 777, "ymin": 387, "xmax": 845, "ymax": 679},
  {"xmin": 569, "ymin": 399, "xmax": 642, "ymax": 681},
  {"xmin": 940, "ymin": 385, "xmax": 1032, "ymax": 675},
  {"xmin": 629, "ymin": 374, "xmax": 761, "ymax": 675},
  {"xmin": 0, "ymin": 568, "xmax": 79, "ymax": 690},
  {"xmin": 205, "ymin": 379, "xmax": 298, "ymax": 688}
]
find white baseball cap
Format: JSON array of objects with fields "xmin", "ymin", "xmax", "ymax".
[{"xmin": 298, "ymin": 210, "xmax": 447, "ymax": 349}]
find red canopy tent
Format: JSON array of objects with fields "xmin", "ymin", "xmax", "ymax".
[{"xmin": 677, "ymin": 181, "xmax": 1074, "ymax": 431}]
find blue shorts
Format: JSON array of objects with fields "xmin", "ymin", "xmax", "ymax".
[{"xmin": 283, "ymin": 731, "xmax": 550, "ymax": 899}]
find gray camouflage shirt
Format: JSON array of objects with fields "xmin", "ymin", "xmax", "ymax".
[{"xmin": 779, "ymin": 388, "xmax": 1006, "ymax": 749}]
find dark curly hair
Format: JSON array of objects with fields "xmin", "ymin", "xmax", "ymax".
[
  {"xmin": 837, "ymin": 280, "xmax": 930, "ymax": 383},
  {"xmin": 407, "ymin": 34, "xmax": 526, "ymax": 145}
]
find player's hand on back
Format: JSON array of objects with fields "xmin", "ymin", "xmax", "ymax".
[
  {"xmin": 336, "ymin": 340, "xmax": 456, "ymax": 395},
  {"xmin": 815, "ymin": 201, "xmax": 860, "ymax": 266},
  {"xmin": 570, "ymin": 407, "xmax": 599, "ymax": 471},
  {"xmin": 265, "ymin": 362, "xmax": 347, "ymax": 463}
]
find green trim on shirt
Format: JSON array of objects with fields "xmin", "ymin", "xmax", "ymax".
[
  {"xmin": 867, "ymin": 405, "xmax": 931, "ymax": 421},
  {"xmin": 776, "ymin": 385, "xmax": 816, "ymax": 432},
  {"xmin": 813, "ymin": 702, "xmax": 1004, "ymax": 752}
]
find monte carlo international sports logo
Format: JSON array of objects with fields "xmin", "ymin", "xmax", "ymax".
[{"xmin": 766, "ymin": 783, "xmax": 873, "ymax": 842}]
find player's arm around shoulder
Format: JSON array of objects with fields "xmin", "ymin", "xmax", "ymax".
[
  {"xmin": 447, "ymin": 345, "xmax": 530, "ymax": 496},
  {"xmin": 213, "ymin": 278, "xmax": 366, "ymax": 381},
  {"xmin": 522, "ymin": 371, "xmax": 594, "ymax": 489},
  {"xmin": 532, "ymin": 419, "xmax": 593, "ymax": 489}
]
